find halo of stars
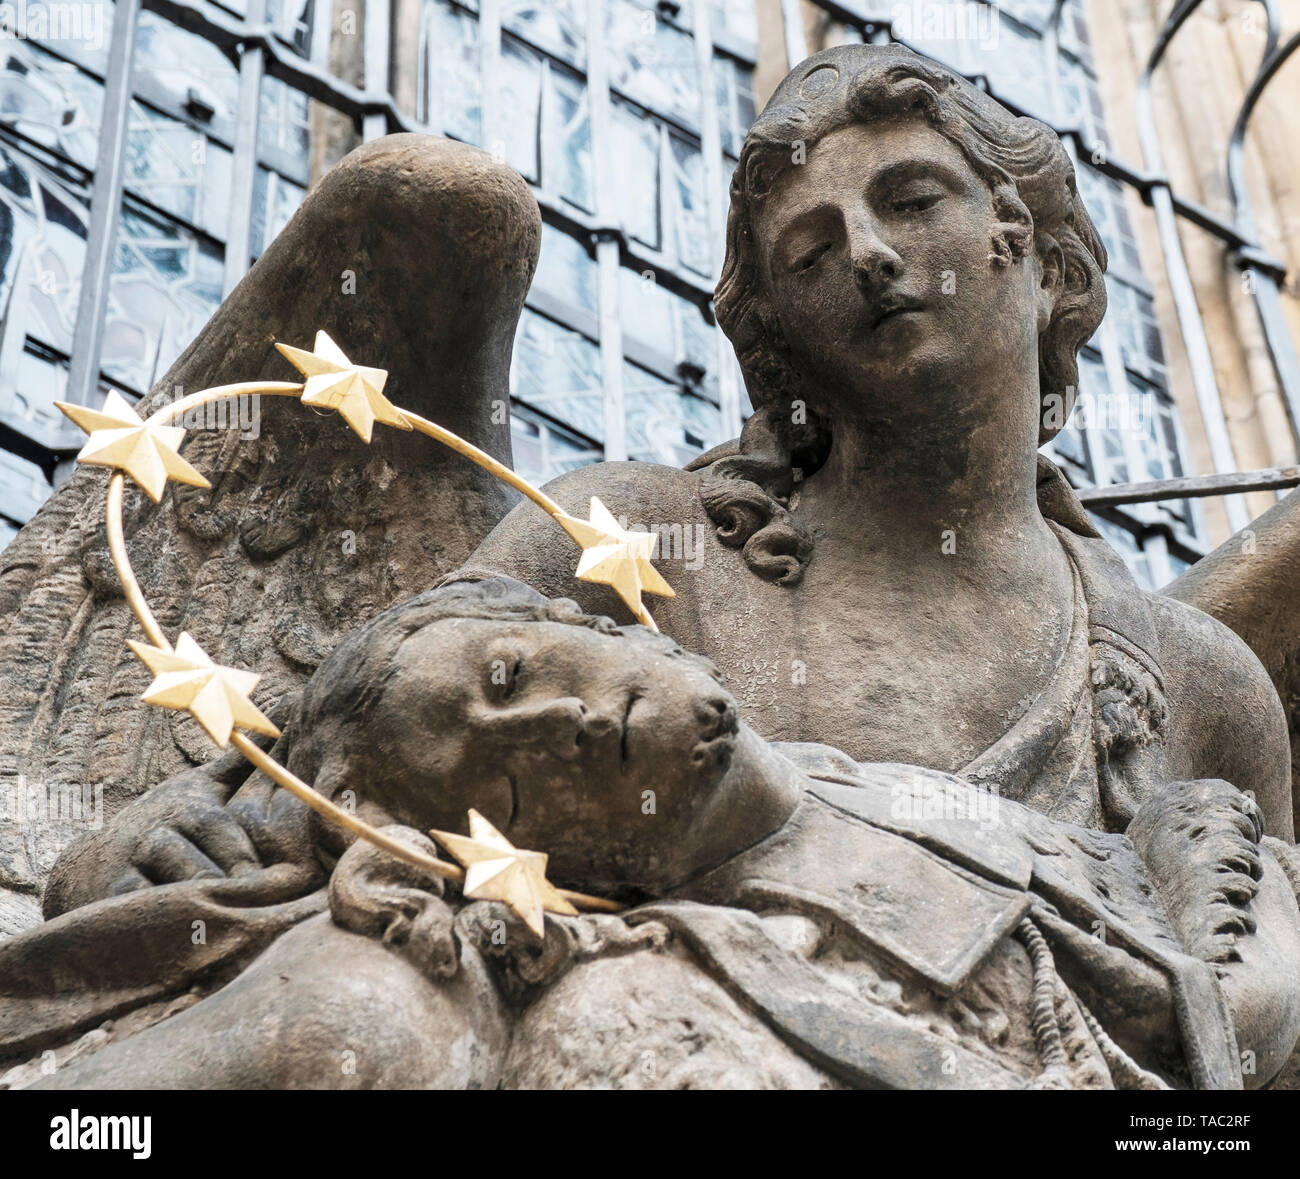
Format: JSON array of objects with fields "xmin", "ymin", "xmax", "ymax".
[{"xmin": 56, "ymin": 331, "xmax": 654, "ymax": 935}]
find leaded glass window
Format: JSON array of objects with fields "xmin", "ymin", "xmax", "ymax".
[
  {"xmin": 0, "ymin": 42, "xmax": 102, "ymax": 170},
  {"xmin": 511, "ymin": 308, "xmax": 604, "ymax": 441},
  {"xmin": 125, "ymin": 105, "xmax": 234, "ymax": 240},
  {"xmin": 607, "ymin": 0, "xmax": 700, "ymax": 130},
  {"xmin": 418, "ymin": 0, "xmax": 482, "ymax": 144},
  {"xmin": 503, "ymin": 0, "xmax": 586, "ymax": 70},
  {"xmin": 534, "ymin": 222, "xmax": 598, "ymax": 315},
  {"xmin": 251, "ymin": 167, "xmax": 306, "ymax": 260},
  {"xmin": 0, "ymin": 145, "xmax": 88, "ymax": 359},
  {"xmin": 103, "ymin": 201, "xmax": 223, "ymax": 394},
  {"xmin": 511, "ymin": 405, "xmax": 601, "ymax": 485},
  {"xmin": 623, "ymin": 359, "xmax": 725, "ymax": 466},
  {"xmin": 713, "ymin": 54, "xmax": 755, "ymax": 157},
  {"xmin": 499, "ymin": 36, "xmax": 594, "ymax": 212}
]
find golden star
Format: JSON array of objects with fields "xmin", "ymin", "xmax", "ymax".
[
  {"xmin": 555, "ymin": 496, "xmax": 675, "ymax": 625},
  {"xmin": 430, "ymin": 809, "xmax": 578, "ymax": 938},
  {"xmin": 56, "ymin": 390, "xmax": 211, "ymax": 503},
  {"xmin": 126, "ymin": 632, "xmax": 280, "ymax": 747},
  {"xmin": 275, "ymin": 330, "xmax": 410, "ymax": 443}
]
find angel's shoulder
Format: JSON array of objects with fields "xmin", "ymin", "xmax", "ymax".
[
  {"xmin": 466, "ymin": 460, "xmax": 707, "ymax": 601},
  {"xmin": 1146, "ymin": 591, "xmax": 1293, "ymax": 836},
  {"xmin": 538, "ymin": 459, "xmax": 706, "ymax": 521},
  {"xmin": 1147, "ymin": 590, "xmax": 1282, "ymax": 714}
]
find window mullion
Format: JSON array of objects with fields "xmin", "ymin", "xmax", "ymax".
[
  {"xmin": 66, "ymin": 0, "xmax": 143, "ymax": 408},
  {"xmin": 222, "ymin": 0, "xmax": 267, "ymax": 297}
]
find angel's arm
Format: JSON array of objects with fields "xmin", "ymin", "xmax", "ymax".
[
  {"xmin": 1163, "ymin": 489, "xmax": 1300, "ymax": 842},
  {"xmin": 42, "ymin": 723, "xmax": 318, "ymax": 918},
  {"xmin": 1149, "ymin": 592, "xmax": 1293, "ymax": 840}
]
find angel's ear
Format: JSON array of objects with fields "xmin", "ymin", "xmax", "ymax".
[{"xmin": 1035, "ymin": 233, "xmax": 1066, "ymax": 333}]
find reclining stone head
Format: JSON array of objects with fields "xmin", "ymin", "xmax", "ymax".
[{"xmin": 289, "ymin": 576, "xmax": 746, "ymax": 893}]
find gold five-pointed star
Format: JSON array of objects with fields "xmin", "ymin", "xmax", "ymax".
[
  {"xmin": 275, "ymin": 331, "xmax": 410, "ymax": 443},
  {"xmin": 555, "ymin": 496, "xmax": 674, "ymax": 624},
  {"xmin": 431, "ymin": 809, "xmax": 578, "ymax": 938},
  {"xmin": 126, "ymin": 632, "xmax": 280, "ymax": 747},
  {"xmin": 56, "ymin": 390, "xmax": 211, "ymax": 503}
]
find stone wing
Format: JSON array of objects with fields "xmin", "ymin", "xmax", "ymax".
[{"xmin": 0, "ymin": 136, "xmax": 539, "ymax": 932}]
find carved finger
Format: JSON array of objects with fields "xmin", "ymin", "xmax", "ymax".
[
  {"xmin": 134, "ymin": 826, "xmax": 225, "ymax": 884},
  {"xmin": 175, "ymin": 805, "xmax": 261, "ymax": 875}
]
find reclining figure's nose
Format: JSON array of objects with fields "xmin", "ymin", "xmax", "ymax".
[
  {"xmin": 695, "ymin": 692, "xmax": 738, "ymax": 740},
  {"xmin": 503, "ymin": 696, "xmax": 593, "ymax": 761}
]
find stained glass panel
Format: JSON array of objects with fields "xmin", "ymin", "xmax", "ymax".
[
  {"xmin": 125, "ymin": 105, "xmax": 234, "ymax": 240},
  {"xmin": 134, "ymin": 12, "xmax": 240, "ymax": 127},
  {"xmin": 611, "ymin": 102, "xmax": 660, "ymax": 250},
  {"xmin": 511, "ymin": 407, "xmax": 600, "ymax": 486},
  {"xmin": 0, "ymin": 146, "xmax": 88, "ymax": 358},
  {"xmin": 607, "ymin": 0, "xmax": 699, "ymax": 130},
  {"xmin": 0, "ymin": 347, "xmax": 71, "ymax": 450},
  {"xmin": 534, "ymin": 222, "xmax": 598, "ymax": 314},
  {"xmin": 503, "ymin": 0, "xmax": 586, "ymax": 69},
  {"xmin": 624, "ymin": 360, "xmax": 724, "ymax": 466},
  {"xmin": 250, "ymin": 167, "xmax": 306, "ymax": 260},
  {"xmin": 420, "ymin": 0, "xmax": 482, "ymax": 144}
]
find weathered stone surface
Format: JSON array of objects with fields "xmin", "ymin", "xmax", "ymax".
[{"xmin": 1166, "ymin": 488, "xmax": 1300, "ymax": 830}]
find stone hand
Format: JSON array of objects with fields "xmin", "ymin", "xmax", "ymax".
[
  {"xmin": 41, "ymin": 726, "xmax": 311, "ymax": 916},
  {"xmin": 328, "ymin": 827, "xmax": 460, "ymax": 981}
]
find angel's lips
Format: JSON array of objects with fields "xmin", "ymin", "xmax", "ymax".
[{"xmin": 869, "ymin": 297, "xmax": 927, "ymax": 330}]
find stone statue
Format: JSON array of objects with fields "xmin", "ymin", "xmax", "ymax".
[{"xmin": 2, "ymin": 43, "xmax": 1300, "ymax": 1090}]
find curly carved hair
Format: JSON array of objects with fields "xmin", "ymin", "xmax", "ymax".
[{"xmin": 697, "ymin": 44, "xmax": 1109, "ymax": 586}]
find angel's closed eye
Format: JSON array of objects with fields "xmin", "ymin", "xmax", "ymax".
[
  {"xmin": 789, "ymin": 241, "xmax": 832, "ymax": 274},
  {"xmin": 891, "ymin": 187, "xmax": 944, "ymax": 215}
]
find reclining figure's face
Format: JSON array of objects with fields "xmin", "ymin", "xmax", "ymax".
[{"xmin": 366, "ymin": 618, "xmax": 739, "ymax": 889}]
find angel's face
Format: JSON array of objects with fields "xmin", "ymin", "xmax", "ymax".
[
  {"xmin": 753, "ymin": 116, "xmax": 1042, "ymax": 417},
  {"xmin": 367, "ymin": 617, "xmax": 739, "ymax": 888}
]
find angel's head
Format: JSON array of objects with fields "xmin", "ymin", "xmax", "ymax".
[
  {"xmin": 716, "ymin": 43, "xmax": 1106, "ymax": 443},
  {"xmin": 291, "ymin": 576, "xmax": 741, "ymax": 890}
]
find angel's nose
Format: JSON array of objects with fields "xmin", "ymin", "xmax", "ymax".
[{"xmin": 847, "ymin": 214, "xmax": 902, "ymax": 292}]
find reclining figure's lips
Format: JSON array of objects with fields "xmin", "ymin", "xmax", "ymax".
[{"xmin": 691, "ymin": 730, "xmax": 736, "ymax": 772}]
